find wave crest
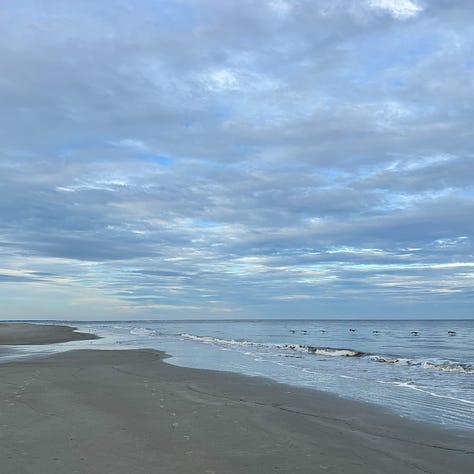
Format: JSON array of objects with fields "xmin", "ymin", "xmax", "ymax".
[
  {"xmin": 285, "ymin": 344, "xmax": 365, "ymax": 357},
  {"xmin": 421, "ymin": 361, "xmax": 474, "ymax": 374},
  {"xmin": 371, "ymin": 356, "xmax": 474, "ymax": 374},
  {"xmin": 179, "ymin": 333, "xmax": 260, "ymax": 347},
  {"xmin": 177, "ymin": 333, "xmax": 473, "ymax": 374},
  {"xmin": 130, "ymin": 328, "xmax": 158, "ymax": 336}
]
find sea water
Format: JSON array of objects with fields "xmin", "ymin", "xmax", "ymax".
[{"xmin": 2, "ymin": 319, "xmax": 473, "ymax": 432}]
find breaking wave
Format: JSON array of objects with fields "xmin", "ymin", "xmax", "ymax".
[
  {"xmin": 130, "ymin": 327, "xmax": 158, "ymax": 336},
  {"xmin": 180, "ymin": 335, "xmax": 366, "ymax": 358},
  {"xmin": 283, "ymin": 344, "xmax": 365, "ymax": 357},
  {"xmin": 418, "ymin": 360, "xmax": 474, "ymax": 374},
  {"xmin": 178, "ymin": 333, "xmax": 474, "ymax": 374},
  {"xmin": 371, "ymin": 356, "xmax": 474, "ymax": 374},
  {"xmin": 179, "ymin": 333, "xmax": 264, "ymax": 347}
]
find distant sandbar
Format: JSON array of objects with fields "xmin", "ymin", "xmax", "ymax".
[{"xmin": 0, "ymin": 322, "xmax": 99, "ymax": 345}]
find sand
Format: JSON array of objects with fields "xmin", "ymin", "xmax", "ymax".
[
  {"xmin": 0, "ymin": 324, "xmax": 472, "ymax": 474},
  {"xmin": 0, "ymin": 323, "xmax": 99, "ymax": 345}
]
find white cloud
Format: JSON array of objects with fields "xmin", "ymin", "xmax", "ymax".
[
  {"xmin": 109, "ymin": 139, "xmax": 149, "ymax": 152},
  {"xmin": 367, "ymin": 0, "xmax": 423, "ymax": 20},
  {"xmin": 272, "ymin": 294, "xmax": 317, "ymax": 300},
  {"xmin": 268, "ymin": 0, "xmax": 293, "ymax": 18},
  {"xmin": 200, "ymin": 68, "xmax": 279, "ymax": 95},
  {"xmin": 203, "ymin": 69, "xmax": 240, "ymax": 92}
]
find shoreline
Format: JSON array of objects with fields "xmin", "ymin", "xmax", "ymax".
[{"xmin": 1, "ymin": 324, "xmax": 473, "ymax": 473}]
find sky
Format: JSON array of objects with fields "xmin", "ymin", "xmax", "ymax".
[{"xmin": 0, "ymin": 0, "xmax": 473, "ymax": 320}]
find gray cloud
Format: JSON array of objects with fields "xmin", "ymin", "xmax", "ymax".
[
  {"xmin": 0, "ymin": 274, "xmax": 41, "ymax": 283},
  {"xmin": 0, "ymin": 0, "xmax": 473, "ymax": 319}
]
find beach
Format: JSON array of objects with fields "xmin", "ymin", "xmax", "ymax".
[{"xmin": 0, "ymin": 324, "xmax": 473, "ymax": 473}]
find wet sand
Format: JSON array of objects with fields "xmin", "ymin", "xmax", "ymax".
[
  {"xmin": 0, "ymin": 324, "xmax": 473, "ymax": 473},
  {"xmin": 0, "ymin": 323, "xmax": 99, "ymax": 345}
]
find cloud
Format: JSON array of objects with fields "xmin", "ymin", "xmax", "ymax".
[
  {"xmin": 367, "ymin": 0, "xmax": 423, "ymax": 20},
  {"xmin": 0, "ymin": 0, "xmax": 472, "ymax": 319},
  {"xmin": 0, "ymin": 274, "xmax": 40, "ymax": 283}
]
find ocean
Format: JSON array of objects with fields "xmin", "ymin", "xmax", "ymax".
[{"xmin": 2, "ymin": 319, "xmax": 473, "ymax": 433}]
